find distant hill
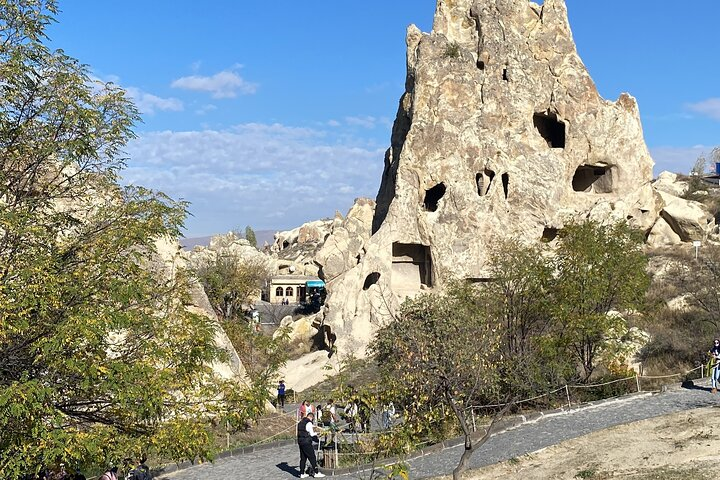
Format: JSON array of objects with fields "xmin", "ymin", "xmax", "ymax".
[{"xmin": 180, "ymin": 230, "xmax": 277, "ymax": 250}]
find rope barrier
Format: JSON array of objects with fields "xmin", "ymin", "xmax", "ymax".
[
  {"xmin": 638, "ymin": 364, "xmax": 702, "ymax": 379},
  {"xmin": 242, "ymin": 362, "xmax": 708, "ymax": 466},
  {"xmin": 466, "ymin": 386, "xmax": 567, "ymax": 410},
  {"xmin": 245, "ymin": 422, "xmax": 297, "ymax": 448},
  {"xmin": 568, "ymin": 375, "xmax": 636, "ymax": 389},
  {"xmin": 462, "ymin": 363, "xmax": 705, "ymax": 413}
]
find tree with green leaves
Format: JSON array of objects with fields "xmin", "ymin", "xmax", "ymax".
[
  {"xmin": 370, "ymin": 221, "xmax": 649, "ymax": 479},
  {"xmin": 481, "ymin": 241, "xmax": 572, "ymax": 394},
  {"xmin": 370, "ymin": 282, "xmax": 506, "ymax": 480},
  {"xmin": 244, "ymin": 225, "xmax": 257, "ymax": 248},
  {"xmin": 551, "ymin": 221, "xmax": 649, "ymax": 381},
  {"xmin": 194, "ymin": 254, "xmax": 269, "ymax": 322},
  {"xmin": 0, "ymin": 1, "xmax": 261, "ymax": 476}
]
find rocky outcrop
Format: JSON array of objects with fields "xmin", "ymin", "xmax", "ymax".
[
  {"xmin": 321, "ymin": 0, "xmax": 662, "ymax": 361},
  {"xmin": 653, "ymin": 171, "xmax": 689, "ymax": 198},
  {"xmin": 271, "ymin": 220, "xmax": 333, "ymax": 253},
  {"xmin": 185, "ymin": 232, "xmax": 270, "ymax": 271},
  {"xmin": 154, "ymin": 237, "xmax": 251, "ymax": 383},
  {"xmin": 315, "ymin": 198, "xmax": 375, "ymax": 282},
  {"xmin": 656, "ymin": 190, "xmax": 715, "ymax": 242}
]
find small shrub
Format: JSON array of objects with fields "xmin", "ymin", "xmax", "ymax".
[
  {"xmin": 575, "ymin": 466, "xmax": 598, "ymax": 479},
  {"xmin": 444, "ymin": 42, "xmax": 461, "ymax": 59}
]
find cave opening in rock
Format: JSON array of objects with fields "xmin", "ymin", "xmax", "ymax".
[
  {"xmin": 572, "ymin": 165, "xmax": 613, "ymax": 193},
  {"xmin": 502, "ymin": 173, "xmax": 509, "ymax": 199},
  {"xmin": 484, "ymin": 168, "xmax": 495, "ymax": 195},
  {"xmin": 424, "ymin": 182, "xmax": 446, "ymax": 212},
  {"xmin": 476, "ymin": 173, "xmax": 484, "ymax": 196},
  {"xmin": 477, "ymin": 60, "xmax": 485, "ymax": 70},
  {"xmin": 392, "ymin": 243, "xmax": 433, "ymax": 291},
  {"xmin": 542, "ymin": 227, "xmax": 558, "ymax": 242},
  {"xmin": 533, "ymin": 112, "xmax": 566, "ymax": 148},
  {"xmin": 363, "ymin": 272, "xmax": 381, "ymax": 290}
]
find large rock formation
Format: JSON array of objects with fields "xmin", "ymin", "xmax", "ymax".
[{"xmin": 319, "ymin": 0, "xmax": 666, "ymax": 360}]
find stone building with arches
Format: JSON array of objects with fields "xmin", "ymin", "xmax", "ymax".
[{"xmin": 267, "ymin": 275, "xmax": 324, "ymax": 305}]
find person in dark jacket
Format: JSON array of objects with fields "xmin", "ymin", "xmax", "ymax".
[{"xmin": 297, "ymin": 412, "xmax": 325, "ymax": 478}]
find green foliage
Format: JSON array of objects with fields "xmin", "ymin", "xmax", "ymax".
[
  {"xmin": 244, "ymin": 225, "xmax": 257, "ymax": 248},
  {"xmin": 0, "ymin": 1, "xmax": 262, "ymax": 475},
  {"xmin": 482, "ymin": 240, "xmax": 568, "ymax": 394},
  {"xmin": 552, "ymin": 221, "xmax": 649, "ymax": 380},
  {"xmin": 221, "ymin": 320, "xmax": 289, "ymax": 383},
  {"xmin": 370, "ymin": 281, "xmax": 502, "ymax": 447},
  {"xmin": 575, "ymin": 466, "xmax": 598, "ymax": 479},
  {"xmin": 368, "ymin": 220, "xmax": 649, "ymax": 478},
  {"xmin": 443, "ymin": 41, "xmax": 461, "ymax": 59},
  {"xmin": 194, "ymin": 255, "xmax": 268, "ymax": 321}
]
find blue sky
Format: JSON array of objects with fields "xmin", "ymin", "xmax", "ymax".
[{"xmin": 47, "ymin": 1, "xmax": 720, "ymax": 237}]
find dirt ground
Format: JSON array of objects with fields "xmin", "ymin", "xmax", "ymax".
[{"xmin": 434, "ymin": 407, "xmax": 720, "ymax": 480}]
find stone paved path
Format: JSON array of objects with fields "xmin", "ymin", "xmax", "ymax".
[{"xmin": 160, "ymin": 385, "xmax": 719, "ymax": 480}]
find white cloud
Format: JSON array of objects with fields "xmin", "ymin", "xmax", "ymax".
[
  {"xmin": 327, "ymin": 119, "xmax": 341, "ymax": 127},
  {"xmin": 650, "ymin": 145, "xmax": 710, "ymax": 176},
  {"xmin": 171, "ymin": 70, "xmax": 258, "ymax": 98},
  {"xmin": 124, "ymin": 87, "xmax": 183, "ymax": 115},
  {"xmin": 123, "ymin": 123, "xmax": 384, "ymax": 236},
  {"xmin": 345, "ymin": 115, "xmax": 377, "ymax": 129},
  {"xmin": 686, "ymin": 98, "xmax": 720, "ymax": 120},
  {"xmin": 195, "ymin": 104, "xmax": 217, "ymax": 115}
]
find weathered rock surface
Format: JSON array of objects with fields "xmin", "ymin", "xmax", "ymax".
[
  {"xmin": 321, "ymin": 0, "xmax": 663, "ymax": 362},
  {"xmin": 315, "ymin": 198, "xmax": 375, "ymax": 282},
  {"xmin": 154, "ymin": 237, "xmax": 251, "ymax": 384},
  {"xmin": 653, "ymin": 171, "xmax": 689, "ymax": 197},
  {"xmin": 185, "ymin": 232, "xmax": 270, "ymax": 272},
  {"xmin": 657, "ymin": 190, "xmax": 714, "ymax": 242},
  {"xmin": 271, "ymin": 220, "xmax": 333, "ymax": 253},
  {"xmin": 647, "ymin": 216, "xmax": 683, "ymax": 247}
]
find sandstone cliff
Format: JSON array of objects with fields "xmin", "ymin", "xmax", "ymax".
[{"xmin": 316, "ymin": 0, "xmax": 701, "ymax": 364}]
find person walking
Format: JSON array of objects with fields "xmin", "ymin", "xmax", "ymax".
[
  {"xmin": 710, "ymin": 338, "xmax": 720, "ymax": 393},
  {"xmin": 297, "ymin": 412, "xmax": 325, "ymax": 478},
  {"xmin": 277, "ymin": 379, "xmax": 286, "ymax": 411}
]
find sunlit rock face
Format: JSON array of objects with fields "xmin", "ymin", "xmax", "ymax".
[{"xmin": 319, "ymin": 0, "xmax": 664, "ymax": 358}]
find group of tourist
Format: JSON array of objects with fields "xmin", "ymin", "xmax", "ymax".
[{"xmin": 283, "ymin": 379, "xmax": 401, "ymax": 478}]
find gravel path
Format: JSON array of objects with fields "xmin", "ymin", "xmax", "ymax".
[{"xmin": 160, "ymin": 384, "xmax": 719, "ymax": 480}]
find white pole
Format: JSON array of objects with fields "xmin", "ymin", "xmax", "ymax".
[
  {"xmin": 565, "ymin": 385, "xmax": 571, "ymax": 408},
  {"xmin": 226, "ymin": 420, "xmax": 230, "ymax": 450},
  {"xmin": 635, "ymin": 375, "xmax": 641, "ymax": 393}
]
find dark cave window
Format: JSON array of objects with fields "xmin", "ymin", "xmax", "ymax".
[
  {"xmin": 533, "ymin": 112, "xmax": 566, "ymax": 148},
  {"xmin": 424, "ymin": 182, "xmax": 446, "ymax": 212},
  {"xmin": 542, "ymin": 227, "xmax": 558, "ymax": 242},
  {"xmin": 484, "ymin": 169, "xmax": 496, "ymax": 195},
  {"xmin": 363, "ymin": 272, "xmax": 381, "ymax": 290},
  {"xmin": 572, "ymin": 165, "xmax": 613, "ymax": 193}
]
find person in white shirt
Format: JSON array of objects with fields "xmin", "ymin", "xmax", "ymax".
[{"xmin": 296, "ymin": 412, "xmax": 325, "ymax": 478}]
